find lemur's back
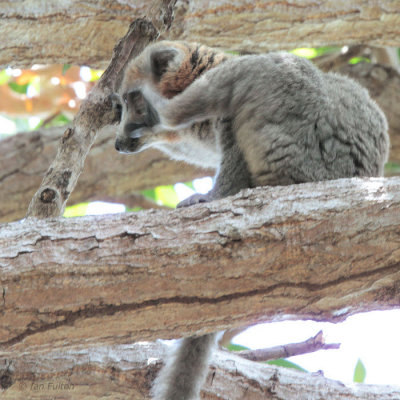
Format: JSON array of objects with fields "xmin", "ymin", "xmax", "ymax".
[{"xmin": 155, "ymin": 51, "xmax": 389, "ymax": 186}]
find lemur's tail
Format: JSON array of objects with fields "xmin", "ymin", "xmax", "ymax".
[{"xmin": 152, "ymin": 333, "xmax": 217, "ymax": 400}]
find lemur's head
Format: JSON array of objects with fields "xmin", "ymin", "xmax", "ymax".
[
  {"xmin": 113, "ymin": 40, "xmax": 228, "ymax": 153},
  {"xmin": 113, "ymin": 41, "xmax": 185, "ymax": 154}
]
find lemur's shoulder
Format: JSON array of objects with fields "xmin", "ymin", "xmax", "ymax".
[{"xmin": 120, "ymin": 41, "xmax": 230, "ymax": 99}]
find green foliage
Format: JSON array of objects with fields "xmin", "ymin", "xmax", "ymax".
[
  {"xmin": 62, "ymin": 64, "xmax": 72, "ymax": 75},
  {"xmin": 89, "ymin": 69, "xmax": 103, "ymax": 81},
  {"xmin": 0, "ymin": 70, "xmax": 10, "ymax": 85},
  {"xmin": 141, "ymin": 188, "xmax": 157, "ymax": 202},
  {"xmin": 8, "ymin": 81, "xmax": 29, "ymax": 94},
  {"xmin": 384, "ymin": 162, "xmax": 400, "ymax": 175},
  {"xmin": 266, "ymin": 358, "xmax": 307, "ymax": 372},
  {"xmin": 291, "ymin": 46, "xmax": 340, "ymax": 59},
  {"xmin": 349, "ymin": 57, "xmax": 370, "ymax": 64},
  {"xmin": 41, "ymin": 113, "xmax": 71, "ymax": 129},
  {"xmin": 226, "ymin": 343, "xmax": 249, "ymax": 352},
  {"xmin": 154, "ymin": 185, "xmax": 180, "ymax": 208},
  {"xmin": 353, "ymin": 358, "xmax": 366, "ymax": 383},
  {"xmin": 63, "ymin": 202, "xmax": 89, "ymax": 217}
]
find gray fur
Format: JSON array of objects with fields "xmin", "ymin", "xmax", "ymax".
[
  {"xmin": 152, "ymin": 334, "xmax": 217, "ymax": 400},
  {"xmin": 156, "ymin": 52, "xmax": 389, "ymax": 200},
  {"xmin": 114, "ymin": 45, "xmax": 389, "ymax": 400}
]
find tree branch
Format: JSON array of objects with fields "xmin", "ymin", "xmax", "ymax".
[
  {"xmin": 26, "ymin": 2, "xmax": 177, "ymax": 219},
  {"xmin": 1, "ymin": 0, "xmax": 399, "ymax": 68},
  {"xmin": 1, "ymin": 177, "xmax": 400, "ymax": 354},
  {"xmin": 0, "ymin": 342, "xmax": 399, "ymax": 399},
  {"xmin": 237, "ymin": 330, "xmax": 340, "ymax": 362}
]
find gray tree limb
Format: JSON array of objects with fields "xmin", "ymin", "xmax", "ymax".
[
  {"xmin": 0, "ymin": 342, "xmax": 399, "ymax": 399},
  {"xmin": 237, "ymin": 331, "xmax": 340, "ymax": 362},
  {"xmin": 1, "ymin": 177, "xmax": 400, "ymax": 354}
]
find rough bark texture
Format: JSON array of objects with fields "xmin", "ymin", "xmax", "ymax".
[
  {"xmin": 1, "ymin": 61, "xmax": 398, "ymax": 223},
  {"xmin": 1, "ymin": 342, "xmax": 399, "ymax": 400},
  {"xmin": 0, "ymin": 126, "xmax": 211, "ymax": 223},
  {"xmin": 1, "ymin": 177, "xmax": 400, "ymax": 353},
  {"xmin": 1, "ymin": 0, "xmax": 399, "ymax": 68},
  {"xmin": 26, "ymin": 1, "xmax": 177, "ymax": 219}
]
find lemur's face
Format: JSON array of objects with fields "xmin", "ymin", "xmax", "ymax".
[{"xmin": 113, "ymin": 90, "xmax": 160, "ymax": 154}]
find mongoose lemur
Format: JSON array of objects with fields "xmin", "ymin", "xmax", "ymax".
[{"xmin": 113, "ymin": 41, "xmax": 389, "ymax": 400}]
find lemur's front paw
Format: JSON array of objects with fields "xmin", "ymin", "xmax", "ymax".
[{"xmin": 177, "ymin": 193, "xmax": 211, "ymax": 208}]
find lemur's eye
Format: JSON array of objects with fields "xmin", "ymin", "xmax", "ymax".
[{"xmin": 122, "ymin": 94, "xmax": 128, "ymax": 104}]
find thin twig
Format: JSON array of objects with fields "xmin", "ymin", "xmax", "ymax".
[{"xmin": 236, "ymin": 330, "xmax": 340, "ymax": 362}]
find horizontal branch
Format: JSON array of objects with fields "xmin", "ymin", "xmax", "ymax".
[
  {"xmin": 1, "ymin": 177, "xmax": 400, "ymax": 354},
  {"xmin": 171, "ymin": 0, "xmax": 400, "ymax": 52},
  {"xmin": 0, "ymin": 342, "xmax": 399, "ymax": 399},
  {"xmin": 1, "ymin": 0, "xmax": 399, "ymax": 68}
]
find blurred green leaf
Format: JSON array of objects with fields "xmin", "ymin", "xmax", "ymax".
[
  {"xmin": 353, "ymin": 358, "xmax": 366, "ymax": 383},
  {"xmin": 37, "ymin": 113, "xmax": 71, "ymax": 129},
  {"xmin": 8, "ymin": 82, "xmax": 29, "ymax": 94},
  {"xmin": 291, "ymin": 46, "xmax": 340, "ymax": 59},
  {"xmin": 349, "ymin": 57, "xmax": 370, "ymax": 65},
  {"xmin": 267, "ymin": 358, "xmax": 307, "ymax": 372},
  {"xmin": 183, "ymin": 181, "xmax": 195, "ymax": 190},
  {"xmin": 291, "ymin": 48, "xmax": 319, "ymax": 59},
  {"xmin": 155, "ymin": 185, "xmax": 179, "ymax": 208},
  {"xmin": 62, "ymin": 64, "xmax": 72, "ymax": 75},
  {"xmin": 226, "ymin": 343, "xmax": 250, "ymax": 351},
  {"xmin": 126, "ymin": 206, "xmax": 143, "ymax": 212},
  {"xmin": 385, "ymin": 162, "xmax": 400, "ymax": 175},
  {"xmin": 90, "ymin": 69, "xmax": 103, "ymax": 81},
  {"xmin": 63, "ymin": 202, "xmax": 89, "ymax": 217},
  {"xmin": 0, "ymin": 70, "xmax": 10, "ymax": 85},
  {"xmin": 141, "ymin": 188, "xmax": 157, "ymax": 202}
]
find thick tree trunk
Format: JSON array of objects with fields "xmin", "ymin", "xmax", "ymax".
[
  {"xmin": 1, "ymin": 342, "xmax": 399, "ymax": 399},
  {"xmin": 1, "ymin": 177, "xmax": 400, "ymax": 353},
  {"xmin": 1, "ymin": 0, "xmax": 399, "ymax": 69},
  {"xmin": 1, "ymin": 61, "xmax": 398, "ymax": 223}
]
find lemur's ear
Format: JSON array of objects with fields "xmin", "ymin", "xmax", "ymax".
[{"xmin": 150, "ymin": 49, "xmax": 178, "ymax": 81}]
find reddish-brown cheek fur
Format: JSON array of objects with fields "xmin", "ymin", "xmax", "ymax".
[{"xmin": 157, "ymin": 44, "xmax": 229, "ymax": 99}]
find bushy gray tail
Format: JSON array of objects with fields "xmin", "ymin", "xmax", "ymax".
[{"xmin": 152, "ymin": 333, "xmax": 217, "ymax": 400}]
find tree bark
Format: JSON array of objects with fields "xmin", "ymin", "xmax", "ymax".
[
  {"xmin": 1, "ymin": 61, "xmax": 398, "ymax": 223},
  {"xmin": 1, "ymin": 177, "xmax": 400, "ymax": 353},
  {"xmin": 1, "ymin": 0, "xmax": 399, "ymax": 69},
  {"xmin": 1, "ymin": 342, "xmax": 399, "ymax": 400},
  {"xmin": 0, "ymin": 126, "xmax": 211, "ymax": 223}
]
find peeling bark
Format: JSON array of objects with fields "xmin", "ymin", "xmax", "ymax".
[
  {"xmin": 1, "ymin": 177, "xmax": 400, "ymax": 353},
  {"xmin": 1, "ymin": 0, "xmax": 399, "ymax": 68},
  {"xmin": 1, "ymin": 342, "xmax": 400, "ymax": 399}
]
